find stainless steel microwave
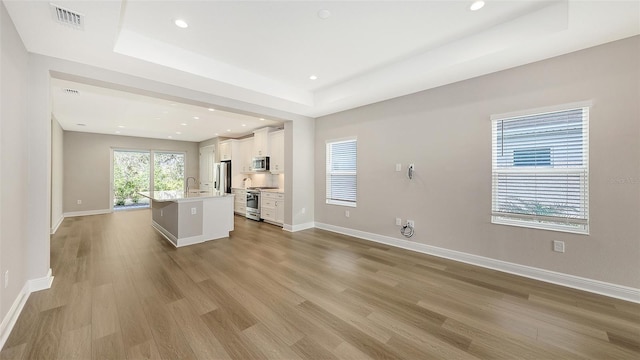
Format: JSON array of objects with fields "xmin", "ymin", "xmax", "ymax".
[{"xmin": 252, "ymin": 156, "xmax": 270, "ymax": 171}]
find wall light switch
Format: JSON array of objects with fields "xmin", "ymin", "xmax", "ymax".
[
  {"xmin": 77, "ymin": 200, "xmax": 82, "ymax": 205},
  {"xmin": 345, "ymin": 210, "xmax": 350, "ymax": 218},
  {"xmin": 395, "ymin": 163, "xmax": 402, "ymax": 172},
  {"xmin": 191, "ymin": 207, "xmax": 197, "ymax": 215},
  {"xmin": 395, "ymin": 218, "xmax": 402, "ymax": 226}
]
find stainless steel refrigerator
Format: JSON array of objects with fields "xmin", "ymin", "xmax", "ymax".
[{"xmin": 213, "ymin": 160, "xmax": 232, "ymax": 194}]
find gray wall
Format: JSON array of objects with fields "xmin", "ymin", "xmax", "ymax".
[
  {"xmin": 314, "ymin": 36, "xmax": 640, "ymax": 289},
  {"xmin": 0, "ymin": 0, "xmax": 29, "ymax": 331},
  {"xmin": 51, "ymin": 118, "xmax": 64, "ymax": 232},
  {"xmin": 63, "ymin": 132, "xmax": 199, "ymax": 213}
]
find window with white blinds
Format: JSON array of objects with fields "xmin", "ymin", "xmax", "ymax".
[
  {"xmin": 491, "ymin": 105, "xmax": 589, "ymax": 234},
  {"xmin": 326, "ymin": 138, "xmax": 357, "ymax": 207}
]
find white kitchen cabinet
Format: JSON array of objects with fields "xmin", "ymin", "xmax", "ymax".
[
  {"xmin": 261, "ymin": 191, "xmax": 284, "ymax": 226},
  {"xmin": 269, "ymin": 130, "xmax": 284, "ymax": 174},
  {"xmin": 275, "ymin": 193, "xmax": 284, "ymax": 224},
  {"xmin": 219, "ymin": 139, "xmax": 237, "ymax": 161},
  {"xmin": 252, "ymin": 127, "xmax": 275, "ymax": 157},
  {"xmin": 238, "ymin": 138, "xmax": 253, "ymax": 173},
  {"xmin": 199, "ymin": 145, "xmax": 215, "ymax": 190},
  {"xmin": 232, "ymin": 189, "xmax": 246, "ymax": 215}
]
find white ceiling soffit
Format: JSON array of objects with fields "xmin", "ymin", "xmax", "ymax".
[
  {"xmin": 4, "ymin": 1, "xmax": 640, "ymax": 118},
  {"xmin": 51, "ymin": 78, "xmax": 283, "ymax": 142}
]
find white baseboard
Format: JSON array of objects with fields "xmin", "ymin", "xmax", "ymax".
[
  {"xmin": 63, "ymin": 209, "xmax": 112, "ymax": 218},
  {"xmin": 28, "ymin": 268, "xmax": 54, "ymax": 293},
  {"xmin": 314, "ymin": 222, "xmax": 640, "ymax": 304},
  {"xmin": 50, "ymin": 215, "xmax": 64, "ymax": 234},
  {"xmin": 0, "ymin": 268, "xmax": 54, "ymax": 350},
  {"xmin": 151, "ymin": 221, "xmax": 178, "ymax": 247},
  {"xmin": 283, "ymin": 221, "xmax": 315, "ymax": 232},
  {"xmin": 0, "ymin": 283, "xmax": 28, "ymax": 351}
]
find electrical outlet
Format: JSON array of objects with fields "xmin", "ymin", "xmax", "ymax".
[
  {"xmin": 4, "ymin": 270, "xmax": 8, "ymax": 289},
  {"xmin": 191, "ymin": 207, "xmax": 197, "ymax": 215},
  {"xmin": 345, "ymin": 210, "xmax": 350, "ymax": 218},
  {"xmin": 395, "ymin": 163, "xmax": 402, "ymax": 172},
  {"xmin": 407, "ymin": 220, "xmax": 415, "ymax": 228},
  {"xmin": 553, "ymin": 240, "xmax": 565, "ymax": 253},
  {"xmin": 77, "ymin": 200, "xmax": 82, "ymax": 205},
  {"xmin": 395, "ymin": 217, "xmax": 402, "ymax": 226}
]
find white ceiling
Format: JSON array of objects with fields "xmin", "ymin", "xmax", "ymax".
[
  {"xmin": 4, "ymin": 0, "xmax": 640, "ymax": 141},
  {"xmin": 51, "ymin": 78, "xmax": 283, "ymax": 141}
]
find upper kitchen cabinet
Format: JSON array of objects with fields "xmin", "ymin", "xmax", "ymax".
[
  {"xmin": 252, "ymin": 127, "xmax": 276, "ymax": 157},
  {"xmin": 218, "ymin": 139, "xmax": 238, "ymax": 161},
  {"xmin": 237, "ymin": 138, "xmax": 253, "ymax": 173},
  {"xmin": 269, "ymin": 130, "xmax": 284, "ymax": 174}
]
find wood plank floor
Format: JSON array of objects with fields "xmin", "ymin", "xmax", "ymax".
[{"xmin": 1, "ymin": 210, "xmax": 639, "ymax": 359}]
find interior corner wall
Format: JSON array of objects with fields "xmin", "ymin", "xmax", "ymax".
[
  {"xmin": 0, "ymin": 0, "xmax": 29, "ymax": 334},
  {"xmin": 63, "ymin": 131, "xmax": 199, "ymax": 214},
  {"xmin": 284, "ymin": 118, "xmax": 315, "ymax": 229},
  {"xmin": 50, "ymin": 117, "xmax": 64, "ymax": 233},
  {"xmin": 314, "ymin": 36, "xmax": 640, "ymax": 289}
]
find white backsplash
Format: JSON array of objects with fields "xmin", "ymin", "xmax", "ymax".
[{"xmin": 243, "ymin": 173, "xmax": 284, "ymax": 189}]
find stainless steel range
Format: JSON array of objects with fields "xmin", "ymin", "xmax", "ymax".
[
  {"xmin": 246, "ymin": 190, "xmax": 261, "ymax": 221},
  {"xmin": 245, "ymin": 187, "xmax": 279, "ymax": 221}
]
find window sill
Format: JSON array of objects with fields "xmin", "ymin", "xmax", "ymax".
[
  {"xmin": 492, "ymin": 216, "xmax": 589, "ymax": 235},
  {"xmin": 326, "ymin": 200, "xmax": 357, "ymax": 208}
]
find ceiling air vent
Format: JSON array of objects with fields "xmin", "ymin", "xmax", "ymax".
[
  {"xmin": 50, "ymin": 3, "xmax": 84, "ymax": 30},
  {"xmin": 63, "ymin": 88, "xmax": 80, "ymax": 95}
]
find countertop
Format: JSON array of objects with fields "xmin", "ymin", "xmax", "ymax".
[
  {"xmin": 260, "ymin": 189, "xmax": 284, "ymax": 193},
  {"xmin": 139, "ymin": 190, "xmax": 234, "ymax": 202},
  {"xmin": 232, "ymin": 187, "xmax": 284, "ymax": 193}
]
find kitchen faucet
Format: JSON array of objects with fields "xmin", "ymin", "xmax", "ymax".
[{"xmin": 186, "ymin": 177, "xmax": 197, "ymax": 193}]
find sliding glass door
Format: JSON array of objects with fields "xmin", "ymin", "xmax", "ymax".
[
  {"xmin": 153, "ymin": 152, "xmax": 185, "ymax": 191},
  {"xmin": 112, "ymin": 150, "xmax": 185, "ymax": 211},
  {"xmin": 113, "ymin": 150, "xmax": 151, "ymax": 210}
]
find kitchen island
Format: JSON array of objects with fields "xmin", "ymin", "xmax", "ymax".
[{"xmin": 139, "ymin": 190, "xmax": 234, "ymax": 247}]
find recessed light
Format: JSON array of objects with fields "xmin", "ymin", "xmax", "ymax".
[
  {"xmin": 176, "ymin": 132, "xmax": 182, "ymax": 135},
  {"xmin": 193, "ymin": 116, "xmax": 199, "ymax": 120},
  {"xmin": 317, "ymin": 9, "xmax": 331, "ymax": 19},
  {"xmin": 181, "ymin": 123, "xmax": 188, "ymax": 126},
  {"xmin": 76, "ymin": 123, "xmax": 86, "ymax": 126},
  {"xmin": 208, "ymin": 108, "xmax": 215, "ymax": 112},
  {"xmin": 470, "ymin": 1, "xmax": 485, "ymax": 11},
  {"xmin": 242, "ymin": 124, "xmax": 246, "ymax": 127},
  {"xmin": 259, "ymin": 118, "xmax": 265, "ymax": 121},
  {"xmin": 168, "ymin": 136, "xmax": 173, "ymax": 139},
  {"xmin": 115, "ymin": 131, "xmax": 121, "ymax": 134},
  {"xmin": 174, "ymin": 19, "xmax": 188, "ymax": 28},
  {"xmin": 309, "ymin": 75, "xmax": 318, "ymax": 80},
  {"xmin": 117, "ymin": 125, "xmax": 125, "ymax": 128},
  {"xmin": 226, "ymin": 129, "xmax": 231, "ymax": 132},
  {"xmin": 215, "ymin": 133, "xmax": 219, "ymax": 136}
]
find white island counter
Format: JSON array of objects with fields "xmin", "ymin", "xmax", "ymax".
[{"xmin": 139, "ymin": 190, "xmax": 234, "ymax": 247}]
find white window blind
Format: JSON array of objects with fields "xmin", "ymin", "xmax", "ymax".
[
  {"xmin": 491, "ymin": 106, "xmax": 589, "ymax": 234},
  {"xmin": 326, "ymin": 138, "xmax": 357, "ymax": 207}
]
